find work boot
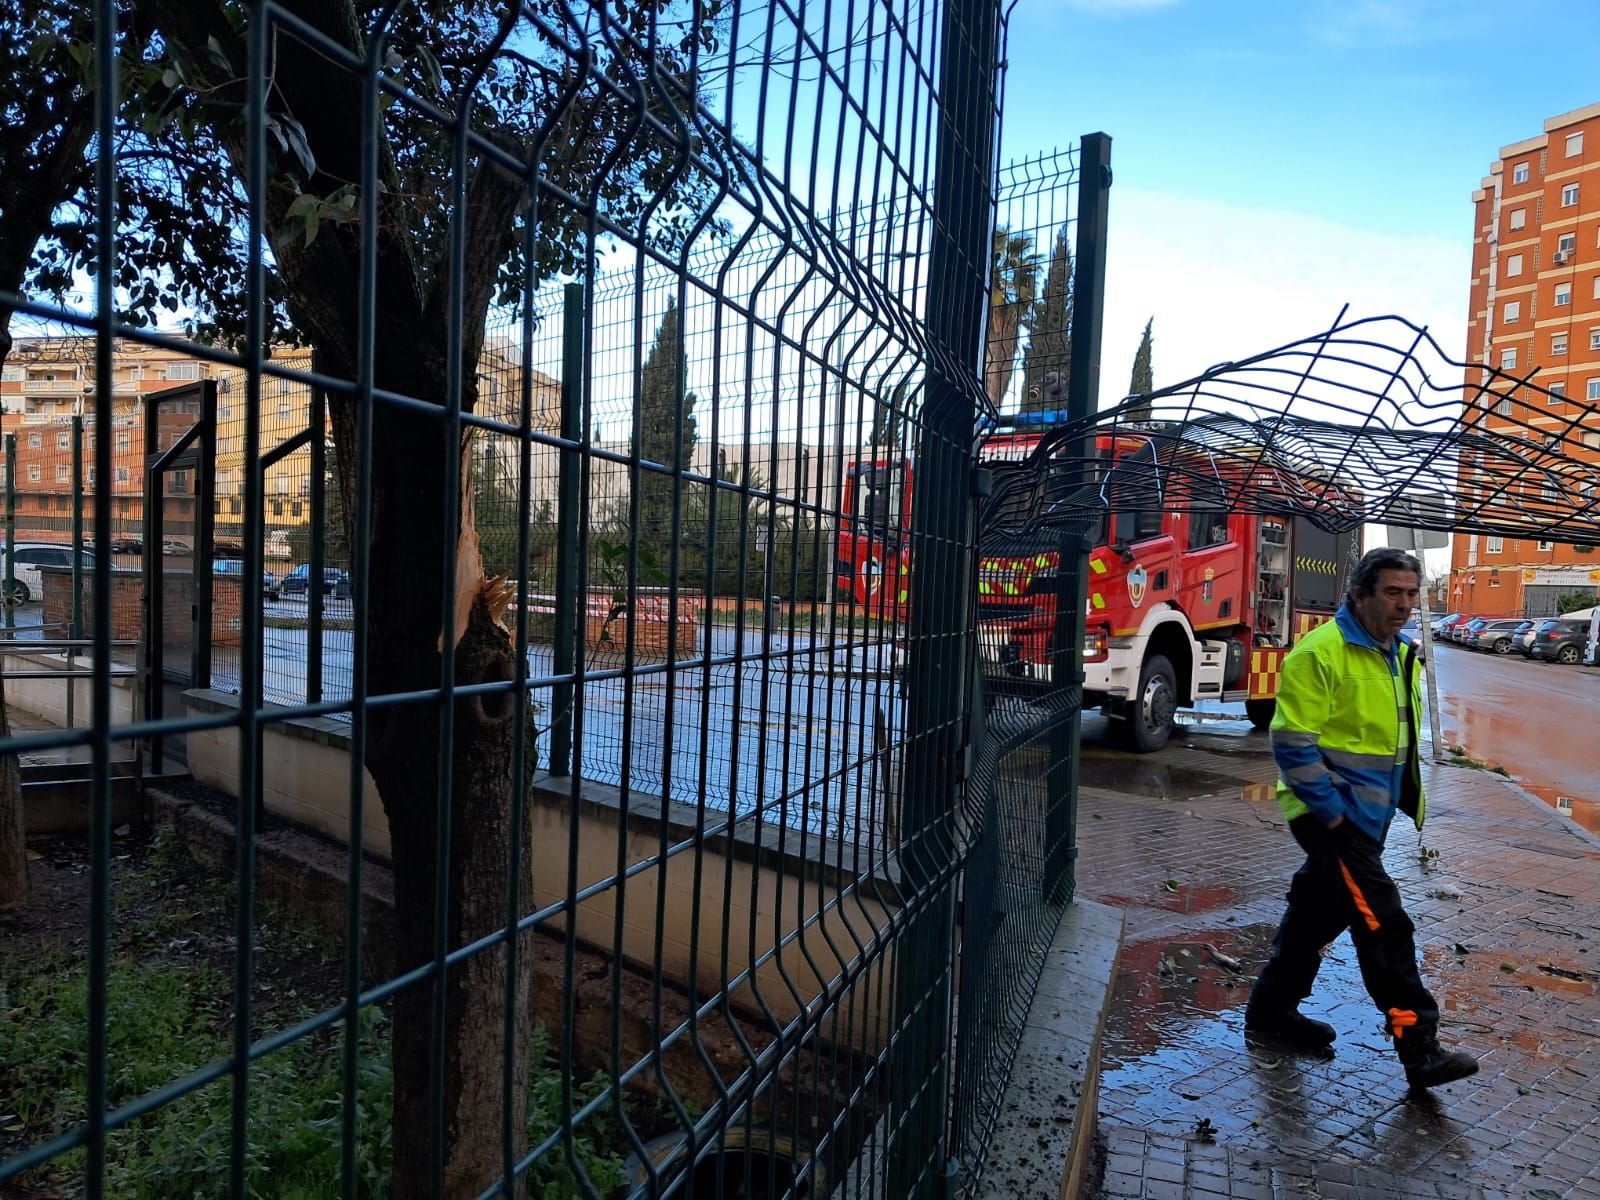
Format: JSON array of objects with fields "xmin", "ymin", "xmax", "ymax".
[
  {"xmin": 1243, "ymin": 1009, "xmax": 1336, "ymax": 1049},
  {"xmin": 1397, "ymin": 1029, "xmax": 1479, "ymax": 1089}
]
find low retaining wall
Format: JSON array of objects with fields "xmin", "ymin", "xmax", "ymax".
[
  {"xmin": 38, "ymin": 565, "xmax": 244, "ymax": 648},
  {"xmin": 182, "ymin": 687, "xmax": 899, "ymax": 1048}
]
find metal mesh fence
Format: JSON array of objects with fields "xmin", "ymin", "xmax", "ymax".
[{"xmin": 0, "ymin": 2, "xmax": 1016, "ymax": 1199}]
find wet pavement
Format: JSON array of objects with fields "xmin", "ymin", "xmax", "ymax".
[{"xmin": 1073, "ymin": 731, "xmax": 1600, "ymax": 1200}]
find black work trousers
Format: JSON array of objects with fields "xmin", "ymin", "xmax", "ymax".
[{"xmin": 1248, "ymin": 814, "xmax": 1438, "ymax": 1038}]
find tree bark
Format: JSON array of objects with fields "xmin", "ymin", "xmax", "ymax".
[{"xmin": 0, "ymin": 678, "xmax": 27, "ymax": 908}]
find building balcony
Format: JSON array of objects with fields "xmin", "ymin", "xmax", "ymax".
[{"xmin": 22, "ymin": 380, "xmax": 82, "ymax": 394}]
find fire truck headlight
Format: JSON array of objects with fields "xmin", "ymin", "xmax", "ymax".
[{"xmin": 1083, "ymin": 629, "xmax": 1109, "ymax": 662}]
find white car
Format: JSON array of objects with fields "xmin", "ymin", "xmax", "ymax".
[{"xmin": 1, "ymin": 541, "xmax": 94, "ymax": 604}]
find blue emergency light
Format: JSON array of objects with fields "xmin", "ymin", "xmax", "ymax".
[{"xmin": 994, "ymin": 409, "xmax": 1070, "ymax": 429}]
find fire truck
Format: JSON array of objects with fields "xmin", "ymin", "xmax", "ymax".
[{"xmin": 836, "ymin": 412, "xmax": 1361, "ymax": 752}]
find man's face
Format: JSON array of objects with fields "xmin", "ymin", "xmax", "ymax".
[{"xmin": 1353, "ymin": 568, "xmax": 1420, "ymax": 643}]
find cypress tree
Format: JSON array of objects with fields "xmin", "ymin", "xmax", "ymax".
[
  {"xmin": 635, "ymin": 301, "xmax": 698, "ymax": 573},
  {"xmin": 1127, "ymin": 317, "xmax": 1154, "ymax": 418},
  {"xmin": 1020, "ymin": 226, "xmax": 1072, "ymax": 414}
]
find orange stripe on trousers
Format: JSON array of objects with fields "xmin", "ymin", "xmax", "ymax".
[{"xmin": 1338, "ymin": 859, "xmax": 1381, "ymax": 932}]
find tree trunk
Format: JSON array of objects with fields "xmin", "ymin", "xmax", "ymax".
[
  {"xmin": 334, "ymin": 392, "xmax": 531, "ymax": 1199},
  {"xmin": 986, "ymin": 308, "xmax": 1022, "ymax": 407},
  {"xmin": 0, "ymin": 677, "xmax": 28, "ymax": 908}
]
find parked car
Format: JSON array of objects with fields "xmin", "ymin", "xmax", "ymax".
[
  {"xmin": 1451, "ymin": 617, "xmax": 1488, "ymax": 644},
  {"xmin": 277, "ymin": 564, "xmax": 348, "ymax": 598},
  {"xmin": 1528, "ymin": 618, "xmax": 1591, "ymax": 664},
  {"xmin": 1466, "ymin": 618, "xmax": 1525, "ymax": 654},
  {"xmin": 1516, "ymin": 619, "xmax": 1546, "ymax": 656},
  {"xmin": 0, "ymin": 541, "xmax": 94, "ymax": 604},
  {"xmin": 213, "ymin": 558, "xmax": 279, "ymax": 600},
  {"xmin": 110, "ymin": 536, "xmax": 143, "ymax": 554},
  {"xmin": 1432, "ymin": 613, "xmax": 1472, "ymax": 640},
  {"xmin": 161, "ymin": 539, "xmax": 192, "ymax": 556}
]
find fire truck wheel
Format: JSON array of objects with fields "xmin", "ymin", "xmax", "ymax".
[
  {"xmin": 1245, "ymin": 698, "xmax": 1276, "ymax": 730},
  {"xmin": 1120, "ymin": 654, "xmax": 1177, "ymax": 753}
]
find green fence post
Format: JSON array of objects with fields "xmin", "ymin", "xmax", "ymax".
[
  {"xmin": 307, "ymin": 368, "xmax": 325, "ymax": 705},
  {"xmin": 549, "ymin": 282, "xmax": 584, "ymax": 777},
  {"xmin": 1045, "ymin": 132, "xmax": 1112, "ymax": 905},
  {"xmin": 890, "ymin": 0, "xmax": 999, "ymax": 1190},
  {"xmin": 4, "ymin": 434, "xmax": 14, "ymax": 631},
  {"xmin": 72, "ymin": 416, "xmax": 85, "ymax": 639}
]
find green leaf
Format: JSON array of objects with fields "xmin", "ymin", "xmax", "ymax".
[{"xmin": 27, "ymin": 33, "xmax": 61, "ymax": 63}]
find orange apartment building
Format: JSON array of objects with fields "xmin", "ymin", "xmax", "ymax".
[{"xmin": 1453, "ymin": 102, "xmax": 1600, "ymax": 617}]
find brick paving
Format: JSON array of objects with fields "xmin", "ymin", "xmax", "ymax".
[{"xmin": 1074, "ymin": 743, "xmax": 1600, "ymax": 1200}]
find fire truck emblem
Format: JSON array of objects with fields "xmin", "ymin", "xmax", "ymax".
[
  {"xmin": 1203, "ymin": 567, "xmax": 1215, "ymax": 603},
  {"xmin": 1127, "ymin": 564, "xmax": 1148, "ymax": 608}
]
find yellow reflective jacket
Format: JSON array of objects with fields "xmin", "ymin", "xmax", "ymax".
[{"xmin": 1269, "ymin": 606, "xmax": 1425, "ymax": 843}]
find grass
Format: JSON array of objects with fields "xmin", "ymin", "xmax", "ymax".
[
  {"xmin": 0, "ymin": 828, "xmax": 670, "ymax": 1198},
  {"xmin": 1441, "ymin": 743, "xmax": 1511, "ymax": 777}
]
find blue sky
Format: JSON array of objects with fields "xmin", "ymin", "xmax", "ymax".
[{"xmin": 999, "ymin": 0, "xmax": 1600, "ymax": 404}]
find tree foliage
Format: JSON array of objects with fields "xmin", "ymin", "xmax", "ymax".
[
  {"xmin": 1127, "ymin": 316, "xmax": 1154, "ymax": 418},
  {"xmin": 1019, "ymin": 226, "xmax": 1071, "ymax": 414}
]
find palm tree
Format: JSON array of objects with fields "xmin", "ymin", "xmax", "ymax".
[{"xmin": 986, "ymin": 226, "xmax": 1043, "ymax": 408}]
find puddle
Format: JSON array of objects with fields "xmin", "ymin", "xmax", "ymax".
[
  {"xmin": 1516, "ymin": 782, "xmax": 1600, "ymax": 836},
  {"xmin": 1077, "ymin": 756, "xmax": 1238, "ymax": 799}
]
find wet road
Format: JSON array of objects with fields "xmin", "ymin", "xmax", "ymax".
[{"xmin": 1430, "ymin": 639, "xmax": 1600, "ymax": 833}]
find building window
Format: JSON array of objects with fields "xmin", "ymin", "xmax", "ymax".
[
  {"xmin": 1562, "ymin": 183, "xmax": 1579, "ymax": 207},
  {"xmin": 1559, "ymin": 232, "xmax": 1577, "ymax": 255},
  {"xmin": 1589, "ymin": 378, "xmax": 1600, "ymax": 402},
  {"xmin": 167, "ymin": 361, "xmax": 200, "ymax": 381},
  {"xmin": 1502, "ymin": 300, "xmax": 1520, "ymax": 323},
  {"xmin": 116, "ymin": 433, "xmax": 130, "ymax": 452},
  {"xmin": 118, "ymin": 498, "xmax": 131, "ymax": 515},
  {"xmin": 1593, "ymin": 275, "xmax": 1600, "ymax": 299},
  {"xmin": 88, "ymin": 468, "xmax": 96, "ymax": 485},
  {"xmin": 55, "ymin": 465, "xmax": 68, "ymax": 483},
  {"xmin": 1486, "ymin": 537, "xmax": 1504, "ymax": 554},
  {"xmin": 272, "ymin": 499, "xmax": 285, "ymax": 516},
  {"xmin": 1556, "ymin": 282, "xmax": 1572, "ymax": 306},
  {"xmin": 1552, "ymin": 332, "xmax": 1568, "ymax": 355},
  {"xmin": 27, "ymin": 433, "xmax": 41, "ymax": 450},
  {"xmin": 1505, "ymin": 253, "xmax": 1523, "ymax": 277},
  {"xmin": 277, "ymin": 401, "xmax": 292, "ymax": 421},
  {"xmin": 55, "ymin": 432, "xmax": 69, "ymax": 451},
  {"xmin": 1509, "ymin": 208, "xmax": 1526, "ymax": 230},
  {"xmin": 1567, "ymin": 131, "xmax": 1584, "ymax": 157},
  {"xmin": 1549, "ymin": 381, "xmax": 1566, "ymax": 403},
  {"xmin": 1586, "ymin": 431, "xmax": 1600, "ymax": 449},
  {"xmin": 115, "ymin": 467, "xmax": 130, "ymax": 484},
  {"xmin": 1488, "ymin": 573, "xmax": 1501, "ymax": 587},
  {"xmin": 1499, "ymin": 347, "xmax": 1517, "ymax": 370},
  {"xmin": 1513, "ymin": 162, "xmax": 1530, "ymax": 183},
  {"xmin": 1538, "ymin": 540, "xmax": 1555, "ymax": 551},
  {"xmin": 1495, "ymin": 394, "xmax": 1513, "ymax": 416},
  {"xmin": 28, "ymin": 465, "xmax": 41, "ymax": 482},
  {"xmin": 291, "ymin": 500, "xmax": 303, "ymax": 518}
]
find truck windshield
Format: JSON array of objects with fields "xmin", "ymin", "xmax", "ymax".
[{"xmin": 853, "ymin": 464, "xmax": 904, "ymax": 534}]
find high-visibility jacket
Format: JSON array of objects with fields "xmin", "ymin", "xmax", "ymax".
[{"xmin": 1270, "ymin": 605, "xmax": 1425, "ymax": 844}]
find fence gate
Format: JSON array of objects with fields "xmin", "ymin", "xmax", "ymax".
[{"xmin": 141, "ymin": 379, "xmax": 217, "ymax": 769}]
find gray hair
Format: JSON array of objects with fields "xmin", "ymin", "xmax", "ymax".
[{"xmin": 1347, "ymin": 546, "xmax": 1422, "ymax": 602}]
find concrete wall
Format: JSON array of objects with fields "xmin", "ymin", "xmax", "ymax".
[
  {"xmin": 181, "ymin": 688, "xmax": 897, "ymax": 1047},
  {"xmin": 1, "ymin": 646, "xmax": 137, "ymax": 728},
  {"xmin": 183, "ymin": 689, "xmax": 393, "ymax": 856}
]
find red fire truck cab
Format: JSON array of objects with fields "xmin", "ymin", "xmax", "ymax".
[{"xmin": 975, "ymin": 417, "xmax": 1359, "ymax": 750}]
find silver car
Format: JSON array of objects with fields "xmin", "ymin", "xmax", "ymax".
[{"xmin": 1467, "ymin": 618, "xmax": 1525, "ymax": 654}]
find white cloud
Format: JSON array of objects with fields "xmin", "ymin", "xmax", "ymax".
[
  {"xmin": 1309, "ymin": 0, "xmax": 1491, "ymax": 48},
  {"xmin": 1096, "ymin": 186, "xmax": 1469, "ymax": 411}
]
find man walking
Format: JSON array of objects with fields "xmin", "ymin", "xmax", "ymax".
[{"xmin": 1245, "ymin": 547, "xmax": 1478, "ymax": 1090}]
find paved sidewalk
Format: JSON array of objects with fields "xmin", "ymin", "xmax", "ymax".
[{"xmin": 1074, "ymin": 751, "xmax": 1600, "ymax": 1200}]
